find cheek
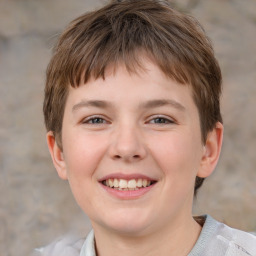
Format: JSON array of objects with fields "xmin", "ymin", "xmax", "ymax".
[
  {"xmin": 61, "ymin": 132, "xmax": 108, "ymax": 214},
  {"xmin": 149, "ymin": 131, "xmax": 202, "ymax": 178},
  {"xmin": 62, "ymin": 131, "xmax": 108, "ymax": 178}
]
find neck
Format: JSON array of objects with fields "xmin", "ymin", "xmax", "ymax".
[{"xmin": 92, "ymin": 214, "xmax": 202, "ymax": 256}]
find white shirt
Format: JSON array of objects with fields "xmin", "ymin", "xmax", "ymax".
[{"xmin": 35, "ymin": 215, "xmax": 256, "ymax": 256}]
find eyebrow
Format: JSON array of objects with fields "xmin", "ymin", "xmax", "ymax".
[
  {"xmin": 72, "ymin": 99, "xmax": 186, "ymax": 112},
  {"xmin": 72, "ymin": 100, "xmax": 112, "ymax": 112},
  {"xmin": 139, "ymin": 99, "xmax": 186, "ymax": 111}
]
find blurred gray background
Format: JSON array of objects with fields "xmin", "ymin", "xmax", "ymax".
[{"xmin": 0, "ymin": 0, "xmax": 255, "ymax": 255}]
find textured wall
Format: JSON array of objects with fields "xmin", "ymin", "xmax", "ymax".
[{"xmin": 0, "ymin": 0, "xmax": 255, "ymax": 255}]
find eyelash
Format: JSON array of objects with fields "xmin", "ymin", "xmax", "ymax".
[
  {"xmin": 148, "ymin": 116, "xmax": 175, "ymax": 125},
  {"xmin": 82, "ymin": 116, "xmax": 108, "ymax": 124}
]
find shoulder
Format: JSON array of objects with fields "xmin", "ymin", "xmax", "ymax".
[
  {"xmin": 217, "ymin": 220, "xmax": 256, "ymax": 255},
  {"xmin": 190, "ymin": 215, "xmax": 256, "ymax": 256},
  {"xmin": 32, "ymin": 235, "xmax": 84, "ymax": 256}
]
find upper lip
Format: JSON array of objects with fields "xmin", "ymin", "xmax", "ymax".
[{"xmin": 98, "ymin": 173, "xmax": 157, "ymax": 182}]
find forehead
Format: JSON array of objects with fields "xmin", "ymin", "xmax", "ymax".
[{"xmin": 66, "ymin": 59, "xmax": 197, "ymax": 114}]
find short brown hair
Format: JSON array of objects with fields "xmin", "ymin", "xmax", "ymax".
[{"xmin": 43, "ymin": 0, "xmax": 222, "ymax": 193}]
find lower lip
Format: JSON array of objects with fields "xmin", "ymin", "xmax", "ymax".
[{"xmin": 100, "ymin": 183, "xmax": 156, "ymax": 200}]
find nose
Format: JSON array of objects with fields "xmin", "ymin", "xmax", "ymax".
[{"xmin": 108, "ymin": 123, "xmax": 147, "ymax": 162}]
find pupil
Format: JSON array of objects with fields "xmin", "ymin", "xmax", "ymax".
[
  {"xmin": 93, "ymin": 118, "xmax": 102, "ymax": 123},
  {"xmin": 156, "ymin": 118, "xmax": 165, "ymax": 123}
]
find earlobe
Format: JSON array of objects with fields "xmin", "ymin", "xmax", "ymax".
[
  {"xmin": 197, "ymin": 122, "xmax": 224, "ymax": 178},
  {"xmin": 46, "ymin": 131, "xmax": 68, "ymax": 180}
]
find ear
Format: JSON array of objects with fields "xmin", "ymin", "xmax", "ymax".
[
  {"xmin": 46, "ymin": 131, "xmax": 68, "ymax": 180},
  {"xmin": 197, "ymin": 122, "xmax": 224, "ymax": 178}
]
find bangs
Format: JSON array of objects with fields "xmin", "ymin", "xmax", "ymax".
[{"xmin": 51, "ymin": 3, "xmax": 206, "ymax": 88}]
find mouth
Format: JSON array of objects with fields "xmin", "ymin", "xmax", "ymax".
[{"xmin": 101, "ymin": 178, "xmax": 157, "ymax": 191}]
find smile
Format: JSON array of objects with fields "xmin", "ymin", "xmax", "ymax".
[{"xmin": 102, "ymin": 178, "xmax": 155, "ymax": 191}]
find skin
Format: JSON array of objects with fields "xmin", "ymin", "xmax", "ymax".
[{"xmin": 47, "ymin": 58, "xmax": 223, "ymax": 256}]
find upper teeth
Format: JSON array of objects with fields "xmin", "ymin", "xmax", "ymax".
[{"xmin": 104, "ymin": 178, "xmax": 151, "ymax": 189}]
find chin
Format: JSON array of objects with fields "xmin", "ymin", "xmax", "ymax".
[
  {"xmin": 109, "ymin": 223, "xmax": 150, "ymax": 236},
  {"xmin": 98, "ymin": 210, "xmax": 154, "ymax": 236}
]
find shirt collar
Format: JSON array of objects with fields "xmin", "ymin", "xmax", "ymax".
[{"xmin": 80, "ymin": 230, "xmax": 96, "ymax": 256}]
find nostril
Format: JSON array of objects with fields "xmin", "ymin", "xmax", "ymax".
[{"xmin": 113, "ymin": 154, "xmax": 141, "ymax": 160}]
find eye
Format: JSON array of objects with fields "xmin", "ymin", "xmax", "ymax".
[
  {"xmin": 148, "ymin": 116, "xmax": 175, "ymax": 124},
  {"xmin": 82, "ymin": 116, "xmax": 108, "ymax": 124}
]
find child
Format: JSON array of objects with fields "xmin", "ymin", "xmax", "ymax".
[{"xmin": 40, "ymin": 0, "xmax": 256, "ymax": 255}]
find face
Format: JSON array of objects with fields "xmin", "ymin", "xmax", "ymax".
[{"xmin": 48, "ymin": 59, "xmax": 222, "ymax": 237}]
